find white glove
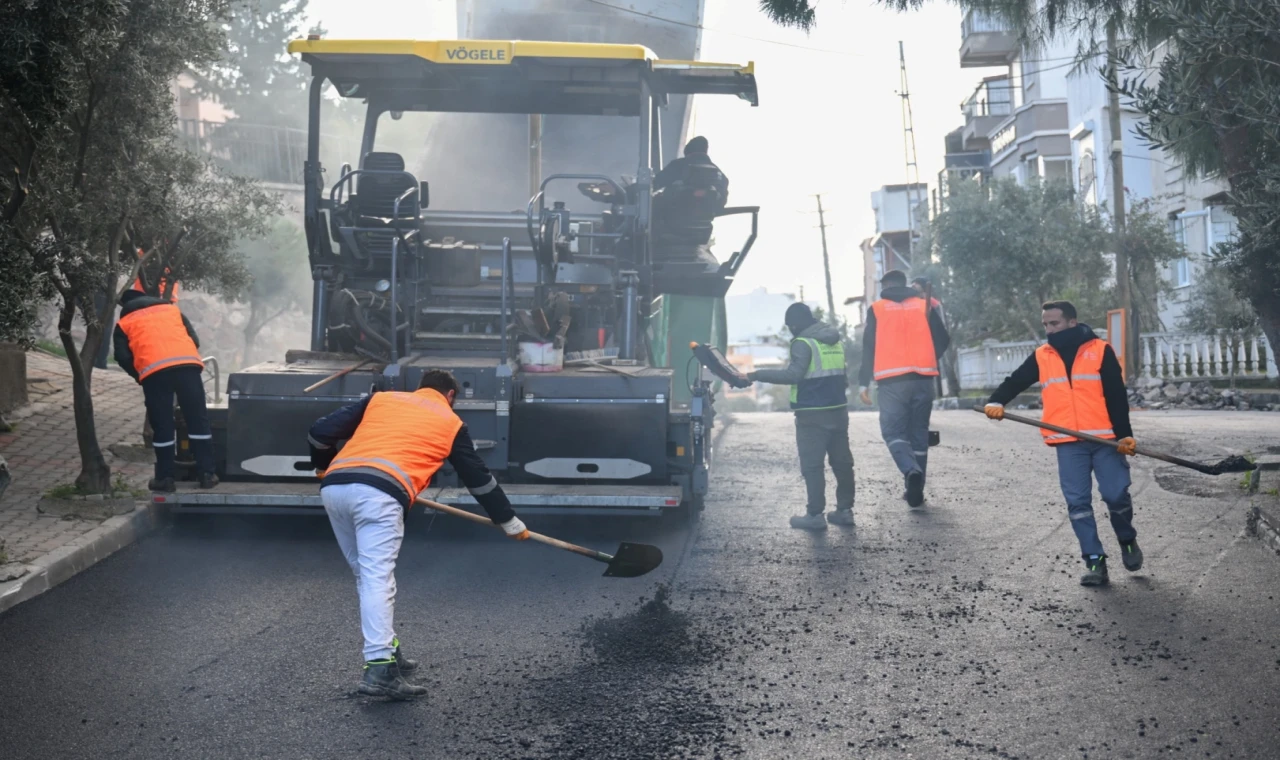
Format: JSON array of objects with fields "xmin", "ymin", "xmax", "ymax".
[
  {"xmin": 498, "ymin": 516, "xmax": 530, "ymax": 540},
  {"xmin": 984, "ymin": 403, "xmax": 1005, "ymax": 421}
]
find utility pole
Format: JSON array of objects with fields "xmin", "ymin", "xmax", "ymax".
[
  {"xmin": 815, "ymin": 194, "xmax": 837, "ymax": 324},
  {"xmin": 1105, "ymin": 22, "xmax": 1135, "ymax": 380},
  {"xmin": 898, "ymin": 41, "xmax": 923, "ymax": 268}
]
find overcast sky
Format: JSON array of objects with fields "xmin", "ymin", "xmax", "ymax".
[{"xmin": 302, "ymin": 0, "xmax": 1001, "ymax": 323}]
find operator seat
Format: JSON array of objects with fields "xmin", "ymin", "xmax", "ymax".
[{"xmin": 343, "ymin": 151, "xmax": 420, "ymax": 265}]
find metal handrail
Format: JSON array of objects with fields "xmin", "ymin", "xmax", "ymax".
[
  {"xmin": 202, "ymin": 356, "xmax": 220, "ymax": 403},
  {"xmin": 500, "ymin": 236, "xmax": 512, "ymax": 364}
]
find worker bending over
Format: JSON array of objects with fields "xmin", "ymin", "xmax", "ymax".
[
  {"xmin": 858, "ymin": 269, "xmax": 950, "ymax": 507},
  {"xmin": 747, "ymin": 303, "xmax": 855, "ymax": 531},
  {"xmin": 113, "ymin": 289, "xmax": 216, "ymax": 492},
  {"xmin": 984, "ymin": 301, "xmax": 1142, "ymax": 586},
  {"xmin": 309, "ymin": 369, "xmax": 529, "ymax": 699}
]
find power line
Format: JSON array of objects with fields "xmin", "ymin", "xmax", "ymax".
[{"xmin": 579, "ymin": 0, "xmax": 863, "ymax": 57}]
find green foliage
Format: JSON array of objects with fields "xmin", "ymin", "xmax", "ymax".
[
  {"xmin": 929, "ymin": 178, "xmax": 1113, "ymax": 342},
  {"xmin": 44, "ymin": 482, "xmax": 83, "ymax": 500},
  {"xmin": 757, "ymin": 0, "xmax": 818, "ymax": 30},
  {"xmin": 191, "ymin": 0, "xmax": 316, "ymax": 129},
  {"xmin": 0, "ymin": 0, "xmax": 280, "ymax": 491},
  {"xmin": 1179, "ymin": 260, "xmax": 1260, "ymax": 335},
  {"xmin": 1116, "ymin": 0, "xmax": 1280, "ymax": 357},
  {"xmin": 237, "ymin": 215, "xmax": 309, "ymax": 364}
]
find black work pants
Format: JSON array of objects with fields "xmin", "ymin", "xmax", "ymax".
[
  {"xmin": 143, "ymin": 366, "xmax": 213, "ymax": 479},
  {"xmin": 795, "ymin": 406, "xmax": 855, "ymax": 515}
]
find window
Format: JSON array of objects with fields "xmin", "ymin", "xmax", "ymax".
[
  {"xmin": 1078, "ymin": 149, "xmax": 1096, "ymax": 205},
  {"xmin": 1169, "ymin": 212, "xmax": 1191, "ymax": 288},
  {"xmin": 1208, "ymin": 205, "xmax": 1238, "ymax": 249},
  {"xmin": 1172, "ymin": 257, "xmax": 1191, "ymax": 288}
]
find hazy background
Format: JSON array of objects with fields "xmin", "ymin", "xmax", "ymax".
[{"xmin": 302, "ymin": 0, "xmax": 1000, "ymax": 325}]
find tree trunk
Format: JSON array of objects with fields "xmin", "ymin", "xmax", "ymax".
[
  {"xmin": 1256, "ymin": 298, "xmax": 1280, "ymax": 388},
  {"xmin": 58, "ymin": 299, "xmax": 111, "ymax": 492}
]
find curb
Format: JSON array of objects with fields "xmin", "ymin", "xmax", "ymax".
[
  {"xmin": 1246, "ymin": 504, "xmax": 1280, "ymax": 557},
  {"xmin": 0, "ymin": 502, "xmax": 159, "ymax": 615}
]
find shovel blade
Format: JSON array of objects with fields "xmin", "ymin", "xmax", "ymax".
[
  {"xmin": 603, "ymin": 542, "xmax": 663, "ymax": 578},
  {"xmin": 1209, "ymin": 455, "xmax": 1257, "ymax": 475}
]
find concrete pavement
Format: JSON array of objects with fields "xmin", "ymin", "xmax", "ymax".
[
  {"xmin": 0, "ymin": 409, "xmax": 1277, "ymax": 759},
  {"xmin": 0, "ymin": 351, "xmax": 154, "ymax": 611}
]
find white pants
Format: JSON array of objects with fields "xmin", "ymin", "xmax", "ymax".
[{"xmin": 320, "ymin": 482, "xmax": 405, "ymax": 662}]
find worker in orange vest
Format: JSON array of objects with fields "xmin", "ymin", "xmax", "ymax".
[
  {"xmin": 113, "ymin": 289, "xmax": 216, "ymax": 492},
  {"xmin": 131, "ymin": 247, "xmax": 180, "ymax": 300},
  {"xmin": 984, "ymin": 300, "xmax": 1141, "ymax": 587},
  {"xmin": 308, "ymin": 369, "xmax": 530, "ymax": 700},
  {"xmin": 858, "ymin": 270, "xmax": 950, "ymax": 507}
]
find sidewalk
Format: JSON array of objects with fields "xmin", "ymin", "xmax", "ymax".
[{"xmin": 0, "ymin": 351, "xmax": 155, "ymax": 612}]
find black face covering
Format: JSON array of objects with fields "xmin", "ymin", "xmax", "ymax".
[{"xmin": 1046, "ymin": 324, "xmax": 1084, "ymax": 352}]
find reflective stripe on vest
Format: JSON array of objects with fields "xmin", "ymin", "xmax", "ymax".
[
  {"xmin": 325, "ymin": 388, "xmax": 463, "ymax": 500},
  {"xmin": 1035, "ymin": 339, "xmax": 1115, "ymax": 446},
  {"xmin": 790, "ymin": 336, "xmax": 848, "ymax": 410},
  {"xmin": 116, "ymin": 304, "xmax": 203, "ymax": 381},
  {"xmin": 870, "ymin": 297, "xmax": 938, "ymax": 380}
]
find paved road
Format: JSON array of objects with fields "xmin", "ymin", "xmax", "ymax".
[{"xmin": 1, "ymin": 410, "xmax": 1278, "ymax": 759}]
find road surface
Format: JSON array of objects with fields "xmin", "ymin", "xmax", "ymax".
[{"xmin": 1, "ymin": 409, "xmax": 1277, "ymax": 759}]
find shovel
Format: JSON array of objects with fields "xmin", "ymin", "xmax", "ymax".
[
  {"xmin": 414, "ymin": 497, "xmax": 663, "ymax": 577},
  {"xmin": 973, "ymin": 407, "xmax": 1257, "ymax": 475}
]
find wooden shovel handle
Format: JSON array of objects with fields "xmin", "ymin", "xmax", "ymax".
[
  {"xmin": 979, "ymin": 408, "xmax": 1219, "ymax": 475},
  {"xmin": 304, "ymin": 359, "xmax": 372, "ymax": 394},
  {"xmin": 414, "ymin": 497, "xmax": 610, "ymax": 562}
]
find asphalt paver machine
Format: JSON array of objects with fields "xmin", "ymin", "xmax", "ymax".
[{"xmin": 162, "ymin": 38, "xmax": 759, "ymax": 519}]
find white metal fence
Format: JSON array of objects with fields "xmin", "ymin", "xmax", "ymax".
[{"xmin": 957, "ymin": 330, "xmax": 1277, "ymax": 389}]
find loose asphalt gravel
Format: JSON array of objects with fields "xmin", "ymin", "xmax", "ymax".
[{"xmin": 1, "ymin": 409, "xmax": 1278, "ymax": 759}]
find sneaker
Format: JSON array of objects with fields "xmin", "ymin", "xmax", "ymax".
[
  {"xmin": 1119, "ymin": 540, "xmax": 1143, "ymax": 572},
  {"xmin": 826, "ymin": 509, "xmax": 855, "ymax": 526},
  {"xmin": 358, "ymin": 660, "xmax": 427, "ymax": 700},
  {"xmin": 1080, "ymin": 555, "xmax": 1110, "ymax": 586},
  {"xmin": 198, "ymin": 472, "xmax": 219, "ymax": 490},
  {"xmin": 148, "ymin": 477, "xmax": 176, "ymax": 493},
  {"xmin": 905, "ymin": 471, "xmax": 925, "ymax": 508},
  {"xmin": 789, "ymin": 513, "xmax": 828, "ymax": 531},
  {"xmin": 392, "ymin": 638, "xmax": 418, "ymax": 674}
]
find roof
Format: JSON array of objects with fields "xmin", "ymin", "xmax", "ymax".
[{"xmin": 286, "ymin": 39, "xmax": 758, "ymax": 116}]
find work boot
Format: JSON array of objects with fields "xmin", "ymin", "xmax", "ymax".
[
  {"xmin": 358, "ymin": 660, "xmax": 427, "ymax": 700},
  {"xmin": 148, "ymin": 477, "xmax": 176, "ymax": 493},
  {"xmin": 198, "ymin": 472, "xmax": 219, "ymax": 490},
  {"xmin": 1080, "ymin": 555, "xmax": 1110, "ymax": 587},
  {"xmin": 826, "ymin": 509, "xmax": 855, "ymax": 526},
  {"xmin": 789, "ymin": 513, "xmax": 828, "ymax": 531},
  {"xmin": 1119, "ymin": 540, "xmax": 1143, "ymax": 572},
  {"xmin": 392, "ymin": 638, "xmax": 418, "ymax": 674},
  {"xmin": 905, "ymin": 471, "xmax": 925, "ymax": 508}
]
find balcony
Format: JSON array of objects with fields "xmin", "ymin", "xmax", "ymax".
[
  {"xmin": 960, "ymin": 9, "xmax": 1018, "ymax": 68},
  {"xmin": 961, "ymin": 76, "xmax": 1012, "ymax": 150},
  {"xmin": 176, "ymin": 119, "xmax": 362, "ymax": 188}
]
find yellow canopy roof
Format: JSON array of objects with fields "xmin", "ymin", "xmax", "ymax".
[{"xmin": 286, "ymin": 38, "xmax": 757, "ymax": 115}]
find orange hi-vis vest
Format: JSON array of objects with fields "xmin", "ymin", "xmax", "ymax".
[
  {"xmin": 1034, "ymin": 338, "xmax": 1115, "ymax": 446},
  {"xmin": 870, "ymin": 297, "xmax": 939, "ymax": 381},
  {"xmin": 116, "ymin": 304, "xmax": 203, "ymax": 381},
  {"xmin": 324, "ymin": 388, "xmax": 463, "ymax": 501}
]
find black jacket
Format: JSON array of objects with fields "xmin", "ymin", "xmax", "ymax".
[
  {"xmin": 112, "ymin": 295, "xmax": 201, "ymax": 382},
  {"xmin": 858, "ymin": 286, "xmax": 951, "ymax": 388},
  {"xmin": 653, "ymin": 152, "xmax": 728, "ymax": 195},
  {"xmin": 308, "ymin": 393, "xmax": 517, "ymax": 523},
  {"xmin": 986, "ymin": 324, "xmax": 1133, "ymax": 440}
]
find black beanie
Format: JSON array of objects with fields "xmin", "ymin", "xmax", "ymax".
[
  {"xmin": 684, "ymin": 136, "xmax": 708, "ymax": 155},
  {"xmin": 784, "ymin": 302, "xmax": 815, "ymax": 331}
]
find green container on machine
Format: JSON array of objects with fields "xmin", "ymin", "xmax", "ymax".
[{"xmin": 648, "ymin": 294, "xmax": 727, "ymax": 406}]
